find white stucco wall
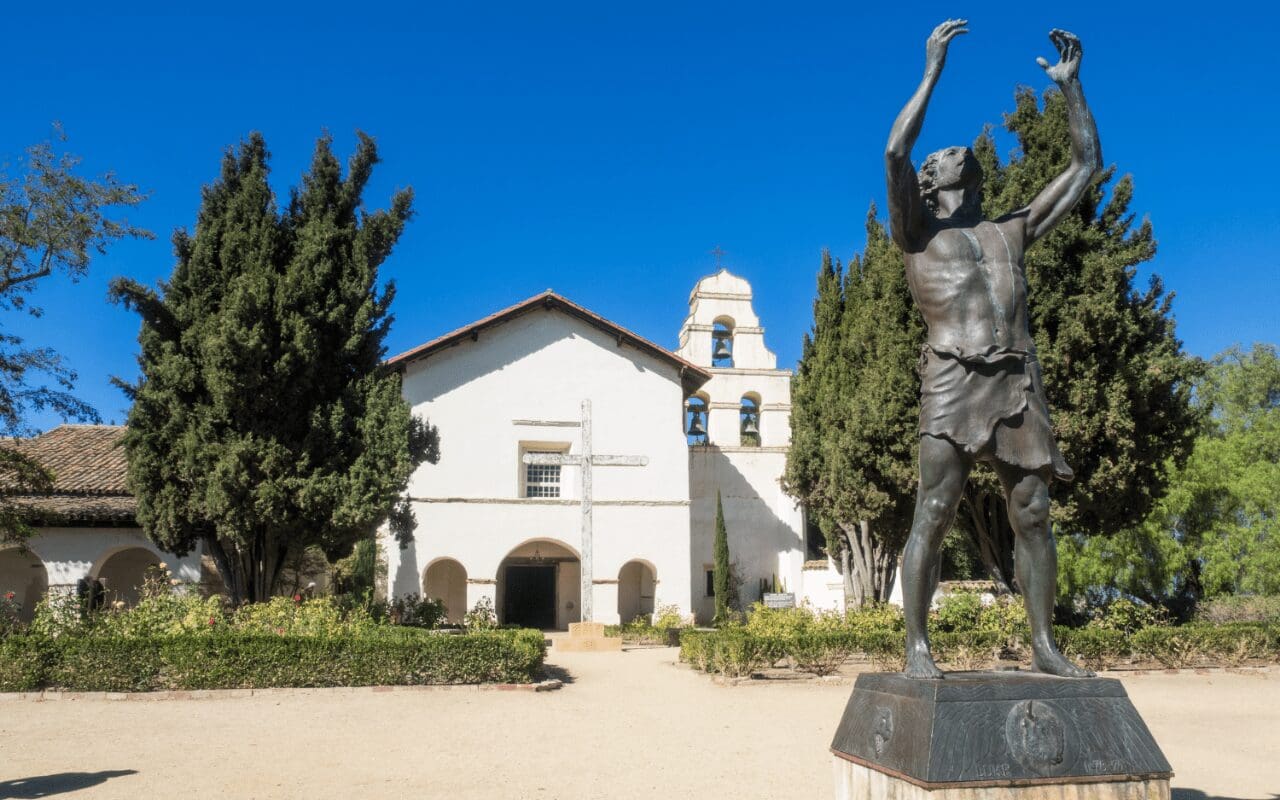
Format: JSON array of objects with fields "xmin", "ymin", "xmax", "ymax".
[
  {"xmin": 384, "ymin": 307, "xmax": 697, "ymax": 626},
  {"xmin": 3, "ymin": 527, "xmax": 202, "ymax": 601},
  {"xmin": 689, "ymin": 448, "xmax": 806, "ymax": 621}
]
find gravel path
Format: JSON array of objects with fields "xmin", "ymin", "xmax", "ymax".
[{"xmin": 0, "ymin": 646, "xmax": 1275, "ymax": 799}]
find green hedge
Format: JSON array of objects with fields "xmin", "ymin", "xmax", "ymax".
[
  {"xmin": 0, "ymin": 629, "xmax": 546, "ymax": 692},
  {"xmin": 679, "ymin": 623, "xmax": 1280, "ymax": 678}
]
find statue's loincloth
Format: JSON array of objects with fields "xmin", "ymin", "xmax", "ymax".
[{"xmin": 918, "ymin": 344, "xmax": 1073, "ymax": 482}]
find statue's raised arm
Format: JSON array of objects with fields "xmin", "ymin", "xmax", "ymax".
[
  {"xmin": 885, "ymin": 19, "xmax": 968, "ymax": 251},
  {"xmin": 1010, "ymin": 29, "xmax": 1103, "ymax": 242}
]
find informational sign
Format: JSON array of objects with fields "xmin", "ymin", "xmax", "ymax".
[{"xmin": 763, "ymin": 592, "xmax": 796, "ymax": 609}]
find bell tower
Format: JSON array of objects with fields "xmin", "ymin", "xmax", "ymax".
[{"xmin": 676, "ymin": 268, "xmax": 791, "ymax": 448}]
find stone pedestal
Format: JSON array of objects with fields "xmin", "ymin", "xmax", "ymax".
[
  {"xmin": 554, "ymin": 621, "xmax": 622, "ymax": 652},
  {"xmin": 831, "ymin": 671, "xmax": 1171, "ymax": 797}
]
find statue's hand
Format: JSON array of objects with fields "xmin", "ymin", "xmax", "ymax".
[
  {"xmin": 1036, "ymin": 29, "xmax": 1082, "ymax": 84},
  {"xmin": 925, "ymin": 19, "xmax": 968, "ymax": 74}
]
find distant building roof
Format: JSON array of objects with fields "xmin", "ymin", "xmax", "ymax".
[
  {"xmin": 2, "ymin": 425, "xmax": 136, "ymax": 526},
  {"xmin": 385, "ymin": 290, "xmax": 713, "ymax": 395}
]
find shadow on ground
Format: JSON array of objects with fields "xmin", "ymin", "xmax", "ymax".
[
  {"xmin": 540, "ymin": 663, "xmax": 576, "ymax": 684},
  {"xmin": 0, "ymin": 770, "xmax": 137, "ymax": 799},
  {"xmin": 1172, "ymin": 790, "xmax": 1279, "ymax": 800}
]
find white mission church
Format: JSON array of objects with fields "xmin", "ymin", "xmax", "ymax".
[
  {"xmin": 383, "ymin": 269, "xmax": 845, "ymax": 626},
  {"xmin": 0, "ymin": 268, "xmax": 847, "ymax": 627}
]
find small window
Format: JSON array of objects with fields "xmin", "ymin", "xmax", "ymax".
[
  {"xmin": 524, "ymin": 454, "xmax": 562, "ymax": 498},
  {"xmin": 705, "ymin": 569, "xmax": 716, "ymax": 597}
]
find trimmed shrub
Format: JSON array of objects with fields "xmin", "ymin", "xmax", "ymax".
[
  {"xmin": 1057, "ymin": 626, "xmax": 1130, "ymax": 670},
  {"xmin": 931, "ymin": 630, "xmax": 1002, "ymax": 671},
  {"xmin": 678, "ymin": 629, "xmax": 716, "ymax": 672},
  {"xmin": 1132, "ymin": 626, "xmax": 1201, "ymax": 668},
  {"xmin": 786, "ymin": 632, "xmax": 858, "ymax": 676},
  {"xmin": 710, "ymin": 629, "xmax": 778, "ymax": 678},
  {"xmin": 858, "ymin": 630, "xmax": 907, "ymax": 672},
  {"xmin": 1, "ymin": 629, "xmax": 546, "ymax": 691},
  {"xmin": 0, "ymin": 636, "xmax": 49, "ymax": 692},
  {"xmin": 746, "ymin": 604, "xmax": 816, "ymax": 638}
]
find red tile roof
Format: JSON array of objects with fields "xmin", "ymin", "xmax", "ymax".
[
  {"xmin": 385, "ymin": 291, "xmax": 712, "ymax": 395},
  {"xmin": 2, "ymin": 425, "xmax": 136, "ymax": 525}
]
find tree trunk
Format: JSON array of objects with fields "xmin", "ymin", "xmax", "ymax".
[
  {"xmin": 204, "ymin": 534, "xmax": 247, "ymax": 607},
  {"xmin": 837, "ymin": 520, "xmax": 900, "ymax": 608},
  {"xmin": 838, "ymin": 535, "xmax": 857, "ymax": 610},
  {"xmin": 962, "ymin": 484, "xmax": 1017, "ymax": 595}
]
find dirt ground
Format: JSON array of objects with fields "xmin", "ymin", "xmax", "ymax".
[{"xmin": 0, "ymin": 645, "xmax": 1276, "ymax": 799}]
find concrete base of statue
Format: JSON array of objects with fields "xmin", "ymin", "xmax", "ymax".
[
  {"xmin": 833, "ymin": 758, "xmax": 1170, "ymax": 799},
  {"xmin": 831, "ymin": 671, "xmax": 1171, "ymax": 798},
  {"xmin": 553, "ymin": 621, "xmax": 622, "ymax": 652}
]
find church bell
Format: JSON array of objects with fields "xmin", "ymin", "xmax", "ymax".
[
  {"xmin": 711, "ymin": 331, "xmax": 733, "ymax": 362},
  {"xmin": 686, "ymin": 408, "xmax": 707, "ymax": 438},
  {"xmin": 741, "ymin": 411, "xmax": 759, "ymax": 436}
]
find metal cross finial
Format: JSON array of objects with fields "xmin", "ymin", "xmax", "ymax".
[{"xmin": 710, "ymin": 246, "xmax": 727, "ymax": 267}]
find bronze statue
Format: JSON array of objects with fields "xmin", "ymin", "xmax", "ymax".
[{"xmin": 885, "ymin": 20, "xmax": 1102, "ymax": 679}]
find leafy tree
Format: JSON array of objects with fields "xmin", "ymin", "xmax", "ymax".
[
  {"xmin": 1060, "ymin": 344, "xmax": 1280, "ymax": 611},
  {"xmin": 784, "ymin": 210, "xmax": 924, "ymax": 606},
  {"xmin": 0, "ymin": 128, "xmax": 149, "ymax": 542},
  {"xmin": 960, "ymin": 88, "xmax": 1203, "ymax": 592},
  {"xmin": 713, "ymin": 490, "xmax": 730, "ymax": 625},
  {"xmin": 111, "ymin": 132, "xmax": 438, "ymax": 605}
]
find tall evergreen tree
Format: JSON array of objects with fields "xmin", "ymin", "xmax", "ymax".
[
  {"xmin": 110, "ymin": 133, "xmax": 438, "ymax": 604},
  {"xmin": 784, "ymin": 210, "xmax": 924, "ymax": 606},
  {"xmin": 961, "ymin": 89, "xmax": 1203, "ymax": 592},
  {"xmin": 712, "ymin": 490, "xmax": 730, "ymax": 625}
]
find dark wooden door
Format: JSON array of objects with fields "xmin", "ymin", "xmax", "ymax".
[{"xmin": 504, "ymin": 565, "xmax": 557, "ymax": 629}]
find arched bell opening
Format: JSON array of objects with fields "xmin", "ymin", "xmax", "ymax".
[
  {"xmin": 740, "ymin": 392, "xmax": 761, "ymax": 447},
  {"xmin": 685, "ymin": 393, "xmax": 709, "ymax": 445},
  {"xmin": 711, "ymin": 317, "xmax": 735, "ymax": 368}
]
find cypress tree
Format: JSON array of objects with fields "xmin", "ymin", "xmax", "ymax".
[
  {"xmin": 784, "ymin": 210, "xmax": 924, "ymax": 606},
  {"xmin": 961, "ymin": 88, "xmax": 1203, "ymax": 592},
  {"xmin": 713, "ymin": 490, "xmax": 730, "ymax": 625},
  {"xmin": 110, "ymin": 133, "xmax": 438, "ymax": 604}
]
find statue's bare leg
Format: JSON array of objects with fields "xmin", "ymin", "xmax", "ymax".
[
  {"xmin": 995, "ymin": 464, "xmax": 1093, "ymax": 678},
  {"xmin": 903, "ymin": 434, "xmax": 971, "ymax": 679}
]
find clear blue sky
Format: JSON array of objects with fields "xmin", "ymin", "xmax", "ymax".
[{"xmin": 7, "ymin": 2, "xmax": 1277, "ymax": 430}]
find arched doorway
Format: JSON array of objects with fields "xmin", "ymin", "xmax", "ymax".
[
  {"xmin": 423, "ymin": 558, "xmax": 468, "ymax": 624},
  {"xmin": 496, "ymin": 540, "xmax": 579, "ymax": 630},
  {"xmin": 617, "ymin": 560, "xmax": 657, "ymax": 624},
  {"xmin": 95, "ymin": 547, "xmax": 162, "ymax": 608},
  {"xmin": 0, "ymin": 547, "xmax": 48, "ymax": 624}
]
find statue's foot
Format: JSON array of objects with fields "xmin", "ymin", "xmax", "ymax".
[
  {"xmin": 1031, "ymin": 646, "xmax": 1094, "ymax": 678},
  {"xmin": 904, "ymin": 643, "xmax": 944, "ymax": 679}
]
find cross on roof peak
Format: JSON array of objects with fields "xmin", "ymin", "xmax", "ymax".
[{"xmin": 709, "ymin": 246, "xmax": 727, "ymax": 267}]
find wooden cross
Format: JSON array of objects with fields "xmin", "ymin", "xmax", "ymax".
[{"xmin": 521, "ymin": 399, "xmax": 648, "ymax": 621}]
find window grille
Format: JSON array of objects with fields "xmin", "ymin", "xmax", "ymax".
[{"xmin": 524, "ymin": 454, "xmax": 561, "ymax": 498}]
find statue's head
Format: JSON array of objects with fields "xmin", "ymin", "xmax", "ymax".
[{"xmin": 918, "ymin": 146, "xmax": 983, "ymax": 213}]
